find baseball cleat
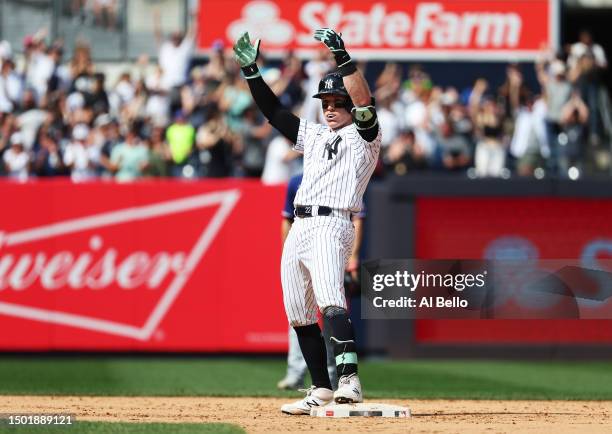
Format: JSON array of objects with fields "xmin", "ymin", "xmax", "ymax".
[
  {"xmin": 276, "ymin": 377, "xmax": 304, "ymax": 391},
  {"xmin": 334, "ymin": 373, "xmax": 363, "ymax": 403},
  {"xmin": 281, "ymin": 386, "xmax": 333, "ymax": 415}
]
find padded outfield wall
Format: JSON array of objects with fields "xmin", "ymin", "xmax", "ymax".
[
  {"xmin": 1, "ymin": 177, "xmax": 612, "ymax": 358},
  {"xmin": 365, "ymin": 175, "xmax": 612, "ymax": 358}
]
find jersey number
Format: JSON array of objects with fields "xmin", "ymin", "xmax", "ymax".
[{"xmin": 323, "ymin": 136, "xmax": 341, "ymax": 160}]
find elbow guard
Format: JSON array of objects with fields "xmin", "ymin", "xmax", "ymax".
[{"xmin": 351, "ymin": 105, "xmax": 378, "ymax": 131}]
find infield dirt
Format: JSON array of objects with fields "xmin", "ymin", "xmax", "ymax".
[{"xmin": 4, "ymin": 396, "xmax": 611, "ymax": 433}]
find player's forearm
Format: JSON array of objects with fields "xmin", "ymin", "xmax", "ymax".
[
  {"xmin": 351, "ymin": 218, "xmax": 364, "ymax": 256},
  {"xmin": 281, "ymin": 219, "xmax": 292, "ymax": 243},
  {"xmin": 246, "ymin": 77, "xmax": 300, "ymax": 143},
  {"xmin": 233, "ymin": 33, "xmax": 299, "ymax": 140},
  {"xmin": 343, "ymin": 69, "xmax": 372, "ymax": 107}
]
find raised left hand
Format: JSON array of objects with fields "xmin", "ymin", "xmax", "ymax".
[{"xmin": 314, "ymin": 28, "xmax": 351, "ymax": 67}]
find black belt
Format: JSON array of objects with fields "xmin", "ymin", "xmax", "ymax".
[{"xmin": 294, "ymin": 205, "xmax": 332, "ymax": 218}]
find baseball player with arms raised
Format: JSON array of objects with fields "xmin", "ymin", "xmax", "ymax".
[{"xmin": 234, "ymin": 28, "xmax": 381, "ymax": 415}]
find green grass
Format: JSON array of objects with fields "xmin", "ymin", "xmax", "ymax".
[
  {"xmin": 0, "ymin": 422, "xmax": 244, "ymax": 434},
  {"xmin": 0, "ymin": 357, "xmax": 611, "ymax": 400}
]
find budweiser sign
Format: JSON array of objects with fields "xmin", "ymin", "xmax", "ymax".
[
  {"xmin": 0, "ymin": 189, "xmax": 240, "ymax": 341},
  {"xmin": 199, "ymin": 0, "xmax": 557, "ymax": 60},
  {"xmin": 0, "ymin": 181, "xmax": 289, "ymax": 351}
]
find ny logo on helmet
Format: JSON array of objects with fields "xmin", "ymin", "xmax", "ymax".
[{"xmin": 324, "ymin": 79, "xmax": 334, "ymax": 89}]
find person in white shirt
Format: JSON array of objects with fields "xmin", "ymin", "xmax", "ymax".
[
  {"xmin": 3, "ymin": 132, "xmax": 30, "ymax": 180},
  {"xmin": 0, "ymin": 40, "xmax": 12, "ymax": 67},
  {"xmin": 16, "ymin": 89, "xmax": 47, "ymax": 150},
  {"xmin": 0, "ymin": 59, "xmax": 23, "ymax": 114},
  {"xmin": 63, "ymin": 123, "xmax": 99, "ymax": 182},
  {"xmin": 261, "ymin": 135, "xmax": 301, "ymax": 185},
  {"xmin": 569, "ymin": 30, "xmax": 607, "ymax": 71},
  {"xmin": 153, "ymin": 8, "xmax": 199, "ymax": 93},
  {"xmin": 24, "ymin": 37, "xmax": 55, "ymax": 102}
]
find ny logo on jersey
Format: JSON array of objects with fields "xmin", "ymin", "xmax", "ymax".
[
  {"xmin": 323, "ymin": 136, "xmax": 342, "ymax": 160},
  {"xmin": 324, "ymin": 79, "xmax": 334, "ymax": 89}
]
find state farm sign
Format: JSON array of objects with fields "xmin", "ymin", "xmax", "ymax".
[
  {"xmin": 0, "ymin": 180, "xmax": 288, "ymax": 351},
  {"xmin": 199, "ymin": 0, "xmax": 557, "ymax": 60}
]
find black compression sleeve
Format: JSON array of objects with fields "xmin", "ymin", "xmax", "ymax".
[
  {"xmin": 246, "ymin": 76, "xmax": 300, "ymax": 143},
  {"xmin": 358, "ymin": 123, "xmax": 379, "ymax": 142}
]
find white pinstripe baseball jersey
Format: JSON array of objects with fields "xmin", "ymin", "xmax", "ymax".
[
  {"xmin": 293, "ymin": 119, "xmax": 381, "ymax": 213},
  {"xmin": 281, "ymin": 117, "xmax": 380, "ymax": 326}
]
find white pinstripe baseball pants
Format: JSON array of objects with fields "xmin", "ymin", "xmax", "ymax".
[{"xmin": 281, "ymin": 214, "xmax": 354, "ymax": 326}]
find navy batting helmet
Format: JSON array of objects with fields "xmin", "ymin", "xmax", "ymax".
[{"xmin": 312, "ymin": 72, "xmax": 350, "ymax": 99}]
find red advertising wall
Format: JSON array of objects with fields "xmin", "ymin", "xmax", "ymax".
[
  {"xmin": 415, "ymin": 197, "xmax": 612, "ymax": 344},
  {"xmin": 199, "ymin": 0, "xmax": 556, "ymax": 60},
  {"xmin": 0, "ymin": 180, "xmax": 288, "ymax": 352}
]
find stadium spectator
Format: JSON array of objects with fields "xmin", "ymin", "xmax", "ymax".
[
  {"xmin": 16, "ymin": 89, "xmax": 47, "ymax": 150},
  {"xmin": 0, "ymin": 40, "xmax": 12, "ymax": 66},
  {"xmin": 375, "ymin": 87, "xmax": 402, "ymax": 150},
  {"xmin": 510, "ymin": 94, "xmax": 548, "ymax": 177},
  {"xmin": 202, "ymin": 40, "xmax": 228, "ymax": 83},
  {"xmin": 497, "ymin": 63, "xmax": 531, "ymax": 135},
  {"xmin": 568, "ymin": 30, "xmax": 607, "ymax": 71},
  {"xmin": 559, "ymin": 91, "xmax": 590, "ymax": 174},
  {"xmin": 111, "ymin": 72, "xmax": 136, "ymax": 117},
  {"xmin": 261, "ymin": 133, "xmax": 301, "ymax": 185},
  {"xmin": 93, "ymin": 114, "xmax": 121, "ymax": 177},
  {"xmin": 110, "ymin": 125, "xmax": 149, "ymax": 181},
  {"xmin": 470, "ymin": 80, "xmax": 506, "ymax": 177},
  {"xmin": 33, "ymin": 127, "xmax": 67, "ymax": 177},
  {"xmin": 166, "ymin": 110, "xmax": 196, "ymax": 177},
  {"xmin": 219, "ymin": 71, "xmax": 252, "ymax": 133},
  {"xmin": 69, "ymin": 41, "xmax": 95, "ymax": 91},
  {"xmin": 234, "ymin": 104, "xmax": 272, "ymax": 178},
  {"xmin": 0, "ymin": 58, "xmax": 23, "ymax": 114},
  {"xmin": 383, "ymin": 128, "xmax": 427, "ymax": 175},
  {"xmin": 435, "ymin": 116, "xmax": 471, "ymax": 171},
  {"xmin": 23, "ymin": 30, "xmax": 55, "ymax": 103},
  {"xmin": 275, "ymin": 52, "xmax": 304, "ymax": 110},
  {"xmin": 154, "ymin": 8, "xmax": 198, "ymax": 112},
  {"xmin": 537, "ymin": 58, "xmax": 573, "ymax": 176},
  {"xmin": 89, "ymin": 73, "xmax": 110, "ymax": 116},
  {"xmin": 3, "ymin": 132, "xmax": 30, "ymax": 180},
  {"xmin": 92, "ymin": 0, "xmax": 119, "ymax": 30},
  {"xmin": 143, "ymin": 63, "xmax": 170, "ymax": 127},
  {"xmin": 144, "ymin": 125, "xmax": 171, "ymax": 178},
  {"xmin": 63, "ymin": 123, "xmax": 99, "ymax": 181},
  {"xmin": 195, "ymin": 103, "xmax": 235, "ymax": 178},
  {"xmin": 569, "ymin": 48, "xmax": 610, "ymax": 147},
  {"xmin": 375, "ymin": 63, "xmax": 404, "ymax": 147},
  {"xmin": 402, "ymin": 65, "xmax": 437, "ymax": 163},
  {"xmin": 180, "ymin": 66, "xmax": 211, "ymax": 128}
]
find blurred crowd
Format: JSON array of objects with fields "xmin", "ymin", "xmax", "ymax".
[
  {"xmin": 70, "ymin": 0, "xmax": 120, "ymax": 30},
  {"xmin": 376, "ymin": 30, "xmax": 612, "ymax": 180},
  {"xmin": 0, "ymin": 22, "xmax": 611, "ymax": 182}
]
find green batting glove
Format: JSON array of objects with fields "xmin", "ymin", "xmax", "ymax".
[
  {"xmin": 233, "ymin": 32, "xmax": 261, "ymax": 79},
  {"xmin": 314, "ymin": 28, "xmax": 351, "ymax": 68}
]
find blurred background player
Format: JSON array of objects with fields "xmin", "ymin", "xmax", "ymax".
[{"xmin": 277, "ymin": 173, "xmax": 365, "ymax": 391}]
